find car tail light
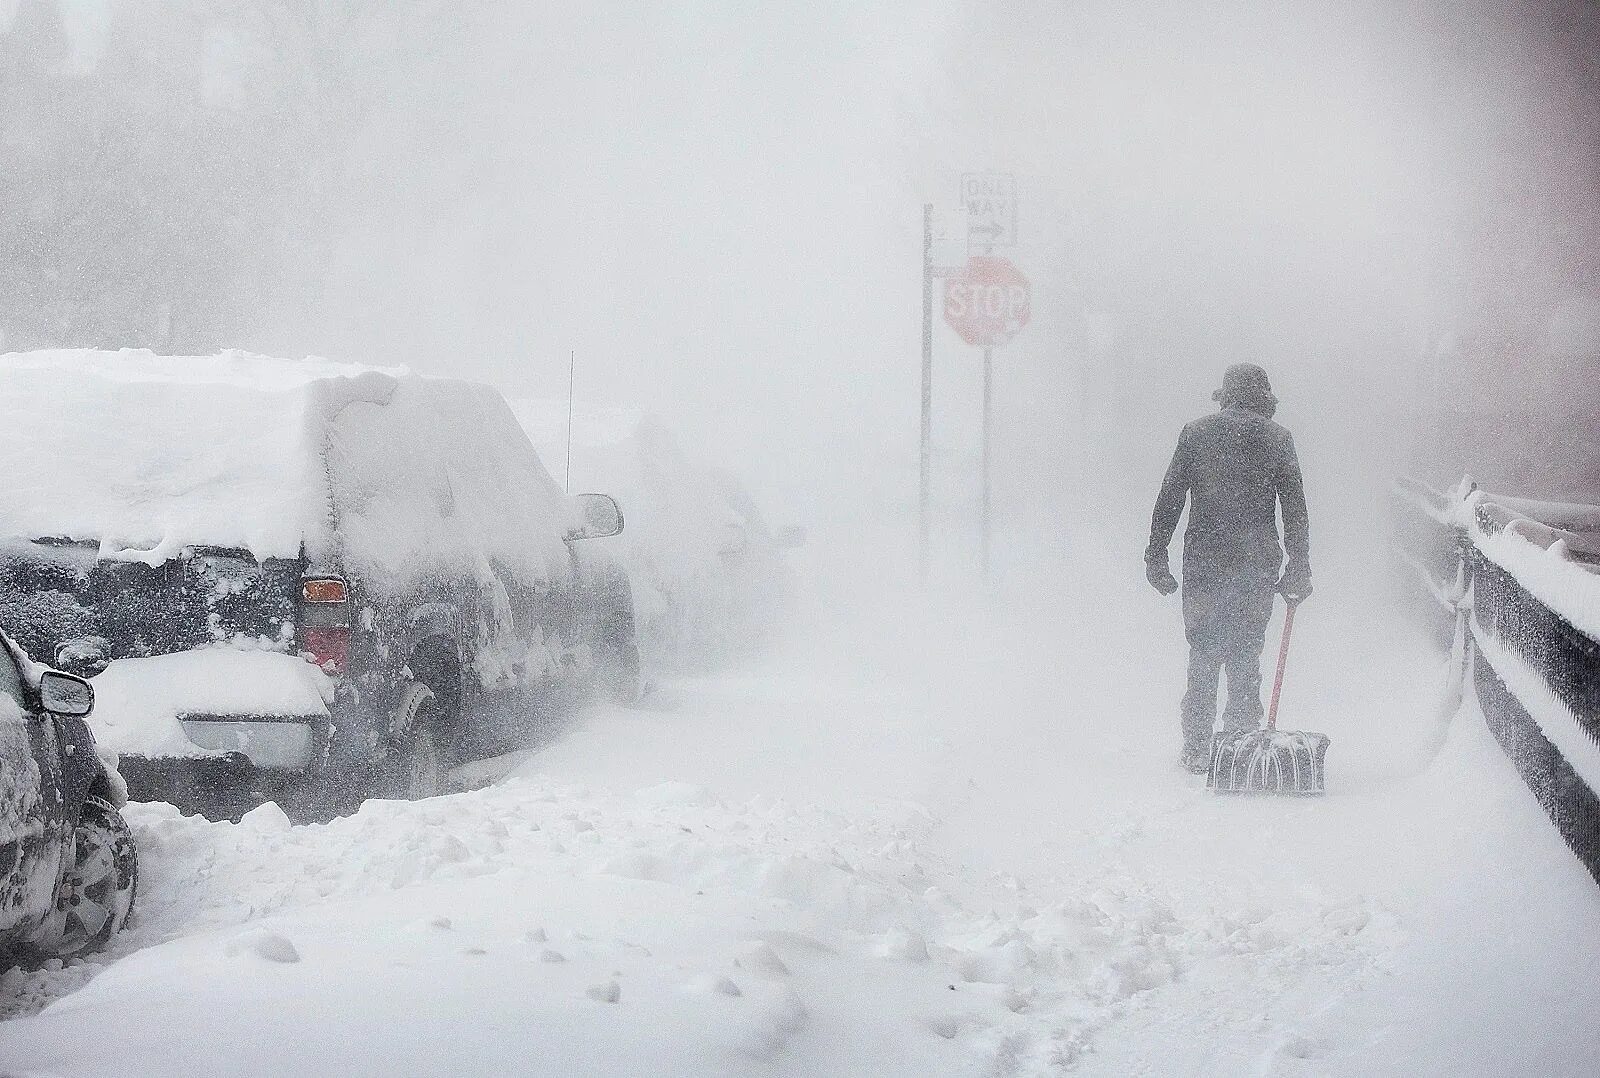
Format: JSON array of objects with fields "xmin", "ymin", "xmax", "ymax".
[
  {"xmin": 300, "ymin": 577, "xmax": 350, "ymax": 675},
  {"xmin": 302, "ymin": 578, "xmax": 348, "ymax": 603},
  {"xmin": 301, "ymin": 627, "xmax": 349, "ymax": 675}
]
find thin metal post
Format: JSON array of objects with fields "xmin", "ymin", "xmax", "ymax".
[
  {"xmin": 981, "ymin": 345, "xmax": 992, "ymax": 579},
  {"xmin": 564, "ymin": 349, "xmax": 575, "ymax": 494},
  {"xmin": 920, "ymin": 203, "xmax": 933, "ymax": 580}
]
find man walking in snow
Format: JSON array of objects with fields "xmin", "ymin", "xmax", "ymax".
[{"xmin": 1145, "ymin": 364, "xmax": 1311, "ymax": 774}]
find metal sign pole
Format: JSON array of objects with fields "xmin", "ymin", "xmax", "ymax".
[
  {"xmin": 953, "ymin": 172, "xmax": 1020, "ymax": 586},
  {"xmin": 981, "ymin": 345, "xmax": 992, "ymax": 580},
  {"xmin": 564, "ymin": 349, "xmax": 576, "ymax": 494},
  {"xmin": 920, "ymin": 203, "xmax": 933, "ymax": 582}
]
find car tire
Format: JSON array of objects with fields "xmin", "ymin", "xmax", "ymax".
[
  {"xmin": 34, "ymin": 797, "xmax": 138, "ymax": 959},
  {"xmin": 397, "ymin": 721, "xmax": 443, "ymax": 801},
  {"xmin": 379, "ymin": 683, "xmax": 444, "ymax": 801}
]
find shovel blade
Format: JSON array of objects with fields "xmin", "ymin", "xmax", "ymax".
[{"xmin": 1207, "ymin": 729, "xmax": 1329, "ymax": 795}]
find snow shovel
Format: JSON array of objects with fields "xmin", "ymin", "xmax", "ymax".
[{"xmin": 1207, "ymin": 600, "xmax": 1329, "ymax": 795}]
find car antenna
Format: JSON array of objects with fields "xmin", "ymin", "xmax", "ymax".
[{"xmin": 565, "ymin": 348, "xmax": 575, "ymax": 494}]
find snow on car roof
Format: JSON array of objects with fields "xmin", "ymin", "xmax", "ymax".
[{"xmin": 0, "ymin": 349, "xmax": 399, "ymax": 562}]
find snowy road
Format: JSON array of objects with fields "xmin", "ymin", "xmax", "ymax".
[{"xmin": 3, "ymin": 544, "xmax": 1600, "ymax": 1076}]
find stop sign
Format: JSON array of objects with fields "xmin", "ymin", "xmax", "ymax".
[{"xmin": 943, "ymin": 256, "xmax": 1030, "ymax": 348}]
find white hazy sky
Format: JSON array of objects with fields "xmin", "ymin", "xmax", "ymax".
[{"xmin": 16, "ymin": 1, "xmax": 1597, "ymax": 528}]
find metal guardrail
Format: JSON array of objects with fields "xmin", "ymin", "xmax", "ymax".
[{"xmin": 1395, "ymin": 479, "xmax": 1600, "ymax": 886}]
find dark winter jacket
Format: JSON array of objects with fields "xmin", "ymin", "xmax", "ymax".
[{"xmin": 1145, "ymin": 403, "xmax": 1310, "ymax": 587}]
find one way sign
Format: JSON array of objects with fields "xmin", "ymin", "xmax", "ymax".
[{"xmin": 960, "ymin": 172, "xmax": 1017, "ymax": 248}]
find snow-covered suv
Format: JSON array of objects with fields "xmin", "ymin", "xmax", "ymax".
[
  {"xmin": 0, "ymin": 350, "xmax": 639, "ymax": 820},
  {"xmin": 0, "ymin": 629, "xmax": 136, "ymax": 965}
]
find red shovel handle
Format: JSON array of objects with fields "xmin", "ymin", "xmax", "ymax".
[{"xmin": 1266, "ymin": 601, "xmax": 1297, "ymax": 732}]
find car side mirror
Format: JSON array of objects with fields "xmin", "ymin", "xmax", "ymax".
[
  {"xmin": 39, "ymin": 670, "xmax": 94, "ymax": 716},
  {"xmin": 566, "ymin": 493, "xmax": 624, "ymax": 541}
]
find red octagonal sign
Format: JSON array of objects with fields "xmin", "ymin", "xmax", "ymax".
[{"xmin": 943, "ymin": 255, "xmax": 1031, "ymax": 348}]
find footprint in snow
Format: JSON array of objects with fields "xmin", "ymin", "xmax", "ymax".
[
  {"xmin": 684, "ymin": 974, "xmax": 743, "ymax": 997},
  {"xmin": 1275, "ymin": 1033, "xmax": 1330, "ymax": 1060},
  {"xmin": 226, "ymin": 931, "xmax": 301, "ymax": 964},
  {"xmin": 736, "ymin": 942, "xmax": 791, "ymax": 978},
  {"xmin": 586, "ymin": 980, "xmax": 621, "ymax": 1004},
  {"xmin": 876, "ymin": 924, "xmax": 930, "ymax": 962}
]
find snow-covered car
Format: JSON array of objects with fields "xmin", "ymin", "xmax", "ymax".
[
  {"xmin": 0, "ymin": 629, "xmax": 136, "ymax": 966},
  {"xmin": 0, "ymin": 350, "xmax": 638, "ymax": 820},
  {"xmin": 509, "ymin": 401, "xmax": 800, "ymax": 673}
]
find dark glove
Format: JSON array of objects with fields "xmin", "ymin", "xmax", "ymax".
[
  {"xmin": 1277, "ymin": 563, "xmax": 1312, "ymax": 604},
  {"xmin": 1146, "ymin": 555, "xmax": 1178, "ymax": 596}
]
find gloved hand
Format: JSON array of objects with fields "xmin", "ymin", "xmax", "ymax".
[
  {"xmin": 1277, "ymin": 563, "xmax": 1312, "ymax": 604},
  {"xmin": 1146, "ymin": 555, "xmax": 1178, "ymax": 596}
]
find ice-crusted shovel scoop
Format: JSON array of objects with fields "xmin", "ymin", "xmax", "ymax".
[{"xmin": 1208, "ymin": 600, "xmax": 1329, "ymax": 795}]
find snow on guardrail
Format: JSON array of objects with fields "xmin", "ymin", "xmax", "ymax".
[
  {"xmin": 1396, "ymin": 478, "xmax": 1600, "ymax": 885},
  {"xmin": 1458, "ymin": 492, "xmax": 1600, "ymax": 643}
]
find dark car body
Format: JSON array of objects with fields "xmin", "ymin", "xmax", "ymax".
[{"xmin": 0, "ymin": 630, "xmax": 130, "ymax": 961}]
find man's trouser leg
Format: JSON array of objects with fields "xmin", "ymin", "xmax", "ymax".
[
  {"xmin": 1220, "ymin": 576, "xmax": 1277, "ymax": 734},
  {"xmin": 1180, "ymin": 581, "xmax": 1227, "ymax": 753}
]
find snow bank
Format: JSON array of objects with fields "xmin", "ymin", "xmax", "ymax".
[
  {"xmin": 0, "ymin": 349, "xmax": 392, "ymax": 562},
  {"xmin": 88, "ymin": 647, "xmax": 332, "ymax": 758},
  {"xmin": 0, "ymin": 772, "xmax": 1398, "ymax": 1075}
]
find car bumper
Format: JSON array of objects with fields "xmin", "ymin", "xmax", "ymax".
[
  {"xmin": 117, "ymin": 713, "xmax": 335, "ymax": 818},
  {"xmin": 178, "ymin": 716, "xmax": 317, "ymax": 770},
  {"xmin": 118, "ymin": 752, "xmax": 261, "ymax": 810}
]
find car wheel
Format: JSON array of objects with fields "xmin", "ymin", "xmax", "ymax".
[
  {"xmin": 36, "ymin": 797, "xmax": 138, "ymax": 959},
  {"xmin": 379, "ymin": 684, "xmax": 444, "ymax": 801},
  {"xmin": 397, "ymin": 721, "xmax": 443, "ymax": 800}
]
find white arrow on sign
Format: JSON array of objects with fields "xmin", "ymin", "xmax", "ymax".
[{"xmin": 960, "ymin": 172, "xmax": 1018, "ymax": 248}]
